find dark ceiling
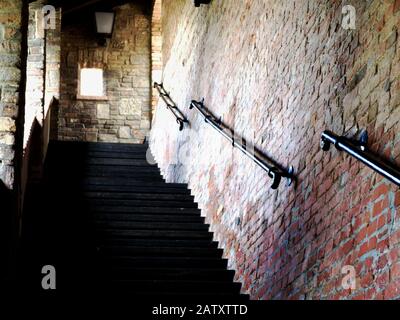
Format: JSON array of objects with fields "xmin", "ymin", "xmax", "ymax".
[{"xmin": 42, "ymin": 0, "xmax": 153, "ymax": 26}]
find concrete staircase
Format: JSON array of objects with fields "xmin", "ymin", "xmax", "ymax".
[{"xmin": 20, "ymin": 141, "xmax": 248, "ymax": 301}]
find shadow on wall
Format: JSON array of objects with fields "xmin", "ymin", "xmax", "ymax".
[
  {"xmin": 0, "ymin": 180, "xmax": 17, "ymax": 291},
  {"xmin": 22, "ymin": 97, "xmax": 59, "ymax": 197},
  {"xmin": 6, "ymin": 98, "xmax": 59, "ymax": 291},
  {"xmin": 0, "ymin": 104, "xmax": 56, "ymax": 291}
]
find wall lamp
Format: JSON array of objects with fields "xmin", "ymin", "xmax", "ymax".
[
  {"xmin": 95, "ymin": 11, "xmax": 115, "ymax": 46},
  {"xmin": 194, "ymin": 0, "xmax": 211, "ymax": 7}
]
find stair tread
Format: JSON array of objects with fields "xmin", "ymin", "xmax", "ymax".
[
  {"xmin": 55, "ymin": 159, "xmax": 155, "ymax": 166},
  {"xmin": 84, "ymin": 192, "xmax": 194, "ymax": 200},
  {"xmin": 20, "ymin": 141, "xmax": 244, "ymax": 299},
  {"xmin": 99, "ymin": 256, "xmax": 228, "ymax": 268},
  {"xmin": 97, "ymin": 246, "xmax": 222, "ymax": 256},
  {"xmin": 89, "ymin": 290, "xmax": 249, "ymax": 300},
  {"xmin": 91, "ymin": 213, "xmax": 205, "ymax": 222},
  {"xmin": 50, "ymin": 166, "xmax": 161, "ymax": 173},
  {"xmin": 80, "ymin": 186, "xmax": 192, "ymax": 194},
  {"xmin": 87, "ymin": 199, "xmax": 198, "ymax": 208},
  {"xmin": 96, "ymin": 238, "xmax": 219, "ymax": 248},
  {"xmin": 96, "ymin": 229, "xmax": 213, "ymax": 239},
  {"xmin": 94, "ymin": 221, "xmax": 209, "ymax": 231},
  {"xmin": 105, "ymin": 280, "xmax": 242, "ymax": 293},
  {"xmin": 103, "ymin": 267, "xmax": 235, "ymax": 281},
  {"xmin": 89, "ymin": 206, "xmax": 201, "ymax": 214},
  {"xmin": 49, "ymin": 140, "xmax": 149, "ymax": 150},
  {"xmin": 78, "ymin": 178, "xmax": 189, "ymax": 188}
]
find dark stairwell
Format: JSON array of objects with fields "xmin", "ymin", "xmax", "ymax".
[{"xmin": 19, "ymin": 141, "xmax": 248, "ymax": 300}]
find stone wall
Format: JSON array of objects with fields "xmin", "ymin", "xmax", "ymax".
[
  {"xmin": 0, "ymin": 0, "xmax": 27, "ymax": 288},
  {"xmin": 151, "ymin": 0, "xmax": 162, "ymax": 113},
  {"xmin": 44, "ymin": 6, "xmax": 61, "ymax": 132},
  {"xmin": 24, "ymin": 1, "xmax": 45, "ymax": 148},
  {"xmin": 150, "ymin": 0, "xmax": 400, "ymax": 299},
  {"xmin": 58, "ymin": 3, "xmax": 151, "ymax": 143},
  {"xmin": 0, "ymin": 0, "xmax": 26, "ymax": 190},
  {"xmin": 22, "ymin": 1, "xmax": 61, "ymax": 191}
]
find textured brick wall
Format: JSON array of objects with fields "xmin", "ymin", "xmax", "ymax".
[
  {"xmin": 44, "ymin": 7, "xmax": 61, "ymax": 128},
  {"xmin": 151, "ymin": 0, "xmax": 162, "ymax": 114},
  {"xmin": 0, "ymin": 0, "xmax": 27, "ymax": 288},
  {"xmin": 22, "ymin": 1, "xmax": 61, "ymax": 191},
  {"xmin": 0, "ymin": 0, "xmax": 26, "ymax": 190},
  {"xmin": 150, "ymin": 0, "xmax": 400, "ymax": 299},
  {"xmin": 24, "ymin": 1, "xmax": 45, "ymax": 148},
  {"xmin": 58, "ymin": 3, "xmax": 151, "ymax": 143}
]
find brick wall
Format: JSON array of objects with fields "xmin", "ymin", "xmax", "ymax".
[
  {"xmin": 150, "ymin": 0, "xmax": 400, "ymax": 299},
  {"xmin": 58, "ymin": 3, "xmax": 151, "ymax": 143}
]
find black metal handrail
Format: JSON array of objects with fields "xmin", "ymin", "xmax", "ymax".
[
  {"xmin": 190, "ymin": 100, "xmax": 294, "ymax": 189},
  {"xmin": 321, "ymin": 130, "xmax": 400, "ymax": 187},
  {"xmin": 154, "ymin": 82, "xmax": 189, "ymax": 131}
]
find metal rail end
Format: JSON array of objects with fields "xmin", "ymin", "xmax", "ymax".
[
  {"xmin": 177, "ymin": 118, "xmax": 189, "ymax": 131},
  {"xmin": 359, "ymin": 130, "xmax": 369, "ymax": 151},
  {"xmin": 320, "ymin": 132, "xmax": 332, "ymax": 151},
  {"xmin": 178, "ymin": 119, "xmax": 185, "ymax": 131},
  {"xmin": 269, "ymin": 169, "xmax": 282, "ymax": 190},
  {"xmin": 286, "ymin": 166, "xmax": 295, "ymax": 187}
]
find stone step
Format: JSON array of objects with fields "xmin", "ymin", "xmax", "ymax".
[
  {"xmin": 87, "ymin": 198, "xmax": 198, "ymax": 209},
  {"xmin": 103, "ymin": 267, "xmax": 235, "ymax": 281},
  {"xmin": 103, "ymin": 280, "xmax": 242, "ymax": 295},
  {"xmin": 96, "ymin": 229, "xmax": 214, "ymax": 240},
  {"xmin": 93, "ymin": 221, "xmax": 209, "ymax": 231},
  {"xmin": 91, "ymin": 213, "xmax": 204, "ymax": 223},
  {"xmin": 99, "ymin": 256, "xmax": 228, "ymax": 269},
  {"xmin": 97, "ymin": 246, "xmax": 223, "ymax": 258},
  {"xmin": 95, "ymin": 238, "xmax": 219, "ymax": 249},
  {"xmin": 83, "ymin": 191, "xmax": 194, "ymax": 201},
  {"xmin": 89, "ymin": 206, "xmax": 201, "ymax": 215}
]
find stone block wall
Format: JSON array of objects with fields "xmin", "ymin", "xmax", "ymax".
[
  {"xmin": 44, "ymin": 7, "xmax": 61, "ymax": 123},
  {"xmin": 0, "ymin": 0, "xmax": 25, "ymax": 190},
  {"xmin": 150, "ymin": 0, "xmax": 400, "ymax": 299},
  {"xmin": 24, "ymin": 1, "xmax": 45, "ymax": 148},
  {"xmin": 0, "ymin": 0, "xmax": 27, "ymax": 288},
  {"xmin": 58, "ymin": 3, "xmax": 151, "ymax": 143},
  {"xmin": 22, "ymin": 1, "xmax": 60, "ymax": 194},
  {"xmin": 151, "ymin": 0, "xmax": 162, "ymax": 113}
]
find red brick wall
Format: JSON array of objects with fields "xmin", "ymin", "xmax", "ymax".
[{"xmin": 150, "ymin": 0, "xmax": 400, "ymax": 299}]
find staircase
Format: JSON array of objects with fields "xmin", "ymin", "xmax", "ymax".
[{"xmin": 20, "ymin": 141, "xmax": 248, "ymax": 301}]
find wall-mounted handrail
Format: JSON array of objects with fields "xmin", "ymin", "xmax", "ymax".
[
  {"xmin": 154, "ymin": 82, "xmax": 189, "ymax": 131},
  {"xmin": 321, "ymin": 130, "xmax": 400, "ymax": 187},
  {"xmin": 190, "ymin": 100, "xmax": 294, "ymax": 189}
]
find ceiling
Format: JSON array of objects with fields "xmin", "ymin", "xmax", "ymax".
[{"xmin": 40, "ymin": 0, "xmax": 153, "ymax": 26}]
